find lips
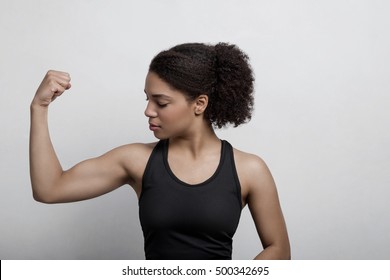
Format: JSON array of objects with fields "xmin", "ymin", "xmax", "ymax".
[
  {"xmin": 149, "ymin": 122, "xmax": 160, "ymax": 127},
  {"xmin": 149, "ymin": 122, "xmax": 161, "ymax": 131}
]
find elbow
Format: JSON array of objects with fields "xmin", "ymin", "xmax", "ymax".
[
  {"xmin": 281, "ymin": 244, "xmax": 291, "ymax": 260},
  {"xmin": 281, "ymin": 248, "xmax": 291, "ymax": 260},
  {"xmin": 256, "ymin": 243, "xmax": 291, "ymax": 260},
  {"xmin": 277, "ymin": 241, "xmax": 291, "ymax": 260},
  {"xmin": 31, "ymin": 180, "xmax": 62, "ymax": 204},
  {"xmin": 33, "ymin": 193, "xmax": 50, "ymax": 204},
  {"xmin": 272, "ymin": 245, "xmax": 291, "ymax": 260},
  {"xmin": 272, "ymin": 236, "xmax": 291, "ymax": 260},
  {"xmin": 32, "ymin": 190, "xmax": 58, "ymax": 204},
  {"xmin": 284, "ymin": 239, "xmax": 292, "ymax": 260}
]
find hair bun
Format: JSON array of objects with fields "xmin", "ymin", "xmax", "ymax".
[{"xmin": 211, "ymin": 43, "xmax": 255, "ymax": 127}]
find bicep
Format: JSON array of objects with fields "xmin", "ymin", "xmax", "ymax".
[{"xmin": 48, "ymin": 148, "xmax": 129, "ymax": 203}]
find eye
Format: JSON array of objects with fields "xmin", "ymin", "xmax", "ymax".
[{"xmin": 157, "ymin": 103, "xmax": 168, "ymax": 108}]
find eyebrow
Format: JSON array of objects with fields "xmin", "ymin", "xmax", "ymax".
[{"xmin": 144, "ymin": 90, "xmax": 172, "ymax": 100}]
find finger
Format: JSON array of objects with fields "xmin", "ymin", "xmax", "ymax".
[
  {"xmin": 55, "ymin": 74, "xmax": 71, "ymax": 87},
  {"xmin": 56, "ymin": 79, "xmax": 71, "ymax": 90},
  {"xmin": 46, "ymin": 70, "xmax": 70, "ymax": 78},
  {"xmin": 50, "ymin": 83, "xmax": 66, "ymax": 95},
  {"xmin": 46, "ymin": 71, "xmax": 71, "ymax": 86},
  {"xmin": 51, "ymin": 87, "xmax": 66, "ymax": 100}
]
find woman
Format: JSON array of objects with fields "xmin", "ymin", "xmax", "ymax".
[{"xmin": 30, "ymin": 42, "xmax": 290, "ymax": 260}]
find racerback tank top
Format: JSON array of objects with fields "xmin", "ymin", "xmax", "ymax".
[{"xmin": 139, "ymin": 139, "xmax": 242, "ymax": 260}]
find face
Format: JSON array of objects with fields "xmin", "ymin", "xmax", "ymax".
[{"xmin": 144, "ymin": 71, "xmax": 197, "ymax": 139}]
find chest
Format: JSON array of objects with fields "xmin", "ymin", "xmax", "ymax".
[
  {"xmin": 140, "ymin": 148, "xmax": 242, "ymax": 235},
  {"xmin": 139, "ymin": 184, "xmax": 241, "ymax": 236},
  {"xmin": 167, "ymin": 153, "xmax": 220, "ymax": 185}
]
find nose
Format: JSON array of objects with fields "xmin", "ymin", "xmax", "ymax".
[{"xmin": 144, "ymin": 101, "xmax": 158, "ymax": 118}]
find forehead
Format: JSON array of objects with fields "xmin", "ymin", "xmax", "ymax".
[{"xmin": 144, "ymin": 71, "xmax": 177, "ymax": 97}]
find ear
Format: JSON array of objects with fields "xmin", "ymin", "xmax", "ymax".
[{"xmin": 194, "ymin": 94, "xmax": 209, "ymax": 115}]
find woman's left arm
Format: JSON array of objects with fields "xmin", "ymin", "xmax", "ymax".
[{"xmin": 245, "ymin": 156, "xmax": 291, "ymax": 260}]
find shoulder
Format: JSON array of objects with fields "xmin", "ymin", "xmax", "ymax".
[
  {"xmin": 232, "ymin": 147, "xmax": 270, "ymax": 178},
  {"xmin": 105, "ymin": 142, "xmax": 157, "ymax": 159},
  {"xmin": 102, "ymin": 142, "xmax": 158, "ymax": 175},
  {"xmin": 105, "ymin": 142, "xmax": 158, "ymax": 193},
  {"xmin": 232, "ymin": 146, "xmax": 276, "ymax": 201}
]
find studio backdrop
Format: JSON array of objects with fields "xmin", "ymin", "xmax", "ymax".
[{"xmin": 1, "ymin": 0, "xmax": 389, "ymax": 259}]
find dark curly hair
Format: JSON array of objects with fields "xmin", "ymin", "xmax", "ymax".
[{"xmin": 149, "ymin": 42, "xmax": 254, "ymax": 128}]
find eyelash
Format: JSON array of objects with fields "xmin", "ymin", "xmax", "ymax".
[{"xmin": 145, "ymin": 98, "xmax": 168, "ymax": 108}]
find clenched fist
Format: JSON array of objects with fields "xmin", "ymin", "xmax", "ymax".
[{"xmin": 32, "ymin": 70, "xmax": 71, "ymax": 107}]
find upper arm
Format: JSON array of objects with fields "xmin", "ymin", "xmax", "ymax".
[
  {"xmin": 40, "ymin": 144, "xmax": 149, "ymax": 203},
  {"xmin": 238, "ymin": 153, "xmax": 290, "ymax": 258}
]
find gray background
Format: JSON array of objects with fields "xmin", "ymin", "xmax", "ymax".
[{"xmin": 1, "ymin": 0, "xmax": 389, "ymax": 259}]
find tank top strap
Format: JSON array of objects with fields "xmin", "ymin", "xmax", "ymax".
[{"xmin": 140, "ymin": 140, "xmax": 165, "ymax": 195}]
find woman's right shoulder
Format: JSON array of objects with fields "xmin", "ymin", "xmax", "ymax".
[
  {"xmin": 106, "ymin": 142, "xmax": 159, "ymax": 192},
  {"xmin": 110, "ymin": 142, "xmax": 158, "ymax": 160},
  {"xmin": 123, "ymin": 142, "xmax": 159, "ymax": 151}
]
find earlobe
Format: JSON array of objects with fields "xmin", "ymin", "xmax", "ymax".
[{"xmin": 194, "ymin": 95, "xmax": 208, "ymax": 115}]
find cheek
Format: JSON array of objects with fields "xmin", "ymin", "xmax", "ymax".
[{"xmin": 163, "ymin": 105, "xmax": 193, "ymax": 122}]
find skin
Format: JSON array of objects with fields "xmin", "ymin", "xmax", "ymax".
[{"xmin": 30, "ymin": 70, "xmax": 290, "ymax": 259}]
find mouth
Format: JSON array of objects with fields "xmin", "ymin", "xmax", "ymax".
[{"xmin": 149, "ymin": 123, "xmax": 161, "ymax": 131}]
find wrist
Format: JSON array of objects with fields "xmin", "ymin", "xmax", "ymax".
[
  {"xmin": 30, "ymin": 100, "xmax": 49, "ymax": 111},
  {"xmin": 30, "ymin": 103, "xmax": 49, "ymax": 120}
]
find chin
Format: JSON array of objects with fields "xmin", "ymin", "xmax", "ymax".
[{"xmin": 152, "ymin": 132, "xmax": 168, "ymax": 140}]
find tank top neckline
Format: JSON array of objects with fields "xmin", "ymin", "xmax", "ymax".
[{"xmin": 162, "ymin": 139, "xmax": 226, "ymax": 188}]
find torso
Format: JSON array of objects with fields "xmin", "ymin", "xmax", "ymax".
[
  {"xmin": 123, "ymin": 140, "xmax": 253, "ymax": 208},
  {"xmin": 138, "ymin": 139, "xmax": 243, "ymax": 259}
]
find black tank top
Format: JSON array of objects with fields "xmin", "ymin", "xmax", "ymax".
[{"xmin": 139, "ymin": 139, "xmax": 242, "ymax": 260}]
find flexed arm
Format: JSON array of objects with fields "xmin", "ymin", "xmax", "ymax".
[
  {"xmin": 30, "ymin": 70, "xmax": 72, "ymax": 202},
  {"xmin": 29, "ymin": 71, "xmax": 130, "ymax": 203}
]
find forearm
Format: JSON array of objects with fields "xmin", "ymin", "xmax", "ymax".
[{"xmin": 29, "ymin": 104, "xmax": 63, "ymax": 201}]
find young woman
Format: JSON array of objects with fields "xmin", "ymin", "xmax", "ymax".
[{"xmin": 30, "ymin": 43, "xmax": 290, "ymax": 260}]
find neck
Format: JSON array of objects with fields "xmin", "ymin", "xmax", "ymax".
[{"xmin": 169, "ymin": 123, "xmax": 220, "ymax": 158}]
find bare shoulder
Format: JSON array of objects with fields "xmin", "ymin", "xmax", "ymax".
[
  {"xmin": 232, "ymin": 147, "xmax": 276, "ymax": 204},
  {"xmin": 108, "ymin": 142, "xmax": 157, "ymax": 158},
  {"xmin": 232, "ymin": 148, "xmax": 271, "ymax": 179},
  {"xmin": 105, "ymin": 142, "xmax": 157, "ymax": 187},
  {"xmin": 111, "ymin": 142, "xmax": 157, "ymax": 168}
]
